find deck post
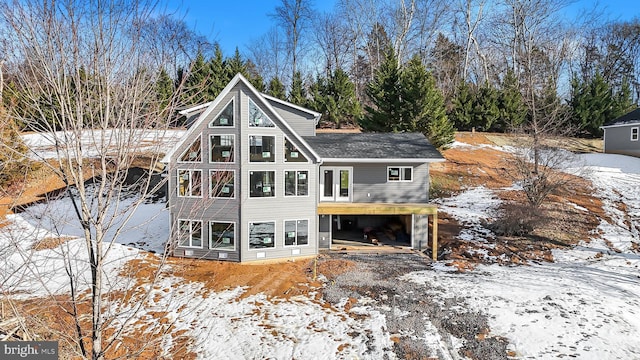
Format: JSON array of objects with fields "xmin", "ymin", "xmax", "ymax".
[{"xmin": 432, "ymin": 212, "xmax": 438, "ymax": 261}]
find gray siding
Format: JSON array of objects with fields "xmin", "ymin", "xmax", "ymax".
[
  {"xmin": 321, "ymin": 162, "xmax": 430, "ymax": 203},
  {"xmin": 604, "ymin": 125, "xmax": 640, "ymax": 157},
  {"xmin": 267, "ymin": 99, "xmax": 317, "ymax": 137}
]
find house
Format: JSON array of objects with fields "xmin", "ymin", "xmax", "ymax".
[
  {"xmin": 601, "ymin": 108, "xmax": 640, "ymax": 157},
  {"xmin": 162, "ymin": 73, "xmax": 444, "ymax": 263}
]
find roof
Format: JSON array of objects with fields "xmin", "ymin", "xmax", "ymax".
[
  {"xmin": 602, "ymin": 108, "xmax": 640, "ymax": 128},
  {"xmin": 303, "ymin": 132, "xmax": 444, "ymax": 162}
]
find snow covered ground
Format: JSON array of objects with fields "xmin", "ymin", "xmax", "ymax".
[{"xmin": 2, "ymin": 133, "xmax": 639, "ymax": 359}]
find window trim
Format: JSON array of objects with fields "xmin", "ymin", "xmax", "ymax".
[
  {"xmin": 387, "ymin": 166, "xmax": 413, "ymax": 182},
  {"xmin": 177, "ymin": 134, "xmax": 203, "ymax": 164},
  {"xmin": 177, "ymin": 169, "xmax": 203, "ymax": 198},
  {"xmin": 209, "ymin": 134, "xmax": 236, "ymax": 164},
  {"xmin": 284, "ymin": 137, "xmax": 309, "ymax": 163},
  {"xmin": 248, "ymin": 220, "xmax": 276, "ymax": 250},
  {"xmin": 177, "ymin": 219, "xmax": 203, "ymax": 249},
  {"xmin": 248, "ymin": 98, "xmax": 275, "ymax": 128},
  {"xmin": 631, "ymin": 127, "xmax": 639, "ymax": 141},
  {"xmin": 209, "ymin": 221, "xmax": 236, "ymax": 251},
  {"xmin": 208, "ymin": 99, "xmax": 235, "ymax": 128},
  {"xmin": 283, "ymin": 219, "xmax": 310, "ymax": 247},
  {"xmin": 248, "ymin": 134, "xmax": 276, "ymax": 163},
  {"xmin": 209, "ymin": 169, "xmax": 235, "ymax": 199},
  {"xmin": 249, "ymin": 170, "xmax": 276, "ymax": 198},
  {"xmin": 284, "ymin": 170, "xmax": 309, "ymax": 197}
]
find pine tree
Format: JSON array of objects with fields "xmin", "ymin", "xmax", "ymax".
[
  {"xmin": 155, "ymin": 68, "xmax": 174, "ymax": 110},
  {"xmin": 266, "ymin": 76, "xmax": 286, "ymax": 99},
  {"xmin": 182, "ymin": 51, "xmax": 209, "ymax": 104},
  {"xmin": 497, "ymin": 70, "xmax": 527, "ymax": 131},
  {"xmin": 224, "ymin": 47, "xmax": 248, "ymax": 80},
  {"xmin": 570, "ymin": 72, "xmax": 616, "ymax": 137},
  {"xmin": 473, "ymin": 83, "xmax": 500, "ymax": 131},
  {"xmin": 361, "ymin": 48, "xmax": 401, "ymax": 132},
  {"xmin": 208, "ymin": 44, "xmax": 227, "ymax": 98},
  {"xmin": 310, "ymin": 68, "xmax": 362, "ymax": 128},
  {"xmin": 449, "ymin": 81, "xmax": 475, "ymax": 131},
  {"xmin": 288, "ymin": 71, "xmax": 307, "ymax": 106}
]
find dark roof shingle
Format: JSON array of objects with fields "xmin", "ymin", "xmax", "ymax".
[
  {"xmin": 303, "ymin": 132, "xmax": 444, "ymax": 160},
  {"xmin": 603, "ymin": 108, "xmax": 640, "ymax": 127}
]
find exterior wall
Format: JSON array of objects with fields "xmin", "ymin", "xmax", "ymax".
[
  {"xmin": 412, "ymin": 214, "xmax": 430, "ymax": 251},
  {"xmin": 237, "ymin": 85, "xmax": 318, "ymax": 262},
  {"xmin": 266, "ymin": 99, "xmax": 317, "ymax": 137},
  {"xmin": 321, "ymin": 162, "xmax": 430, "ymax": 203},
  {"xmin": 604, "ymin": 125, "xmax": 640, "ymax": 157}
]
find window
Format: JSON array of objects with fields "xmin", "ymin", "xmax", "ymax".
[
  {"xmin": 249, "ymin": 171, "xmax": 275, "ymax": 197},
  {"xmin": 209, "ymin": 100, "xmax": 234, "ymax": 127},
  {"xmin": 284, "ymin": 170, "xmax": 308, "ymax": 196},
  {"xmin": 179, "ymin": 136, "xmax": 201, "ymax": 162},
  {"xmin": 248, "ymin": 98, "xmax": 274, "ymax": 127},
  {"xmin": 178, "ymin": 220, "xmax": 202, "ymax": 248},
  {"xmin": 178, "ymin": 169, "xmax": 202, "ymax": 197},
  {"xmin": 210, "ymin": 222, "xmax": 235, "ymax": 250},
  {"xmin": 249, "ymin": 135, "xmax": 275, "ymax": 162},
  {"xmin": 284, "ymin": 137, "xmax": 307, "ymax": 162},
  {"xmin": 210, "ymin": 170, "xmax": 234, "ymax": 198},
  {"xmin": 632, "ymin": 127, "xmax": 639, "ymax": 141},
  {"xmin": 387, "ymin": 167, "xmax": 413, "ymax": 182},
  {"xmin": 210, "ymin": 135, "xmax": 234, "ymax": 163},
  {"xmin": 284, "ymin": 220, "xmax": 308, "ymax": 246},
  {"xmin": 249, "ymin": 221, "xmax": 275, "ymax": 249}
]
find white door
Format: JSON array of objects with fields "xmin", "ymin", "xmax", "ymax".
[{"xmin": 320, "ymin": 167, "xmax": 352, "ymax": 202}]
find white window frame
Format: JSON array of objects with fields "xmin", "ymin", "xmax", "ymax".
[
  {"xmin": 249, "ymin": 135, "xmax": 276, "ymax": 163},
  {"xmin": 177, "ymin": 169, "xmax": 203, "ymax": 198},
  {"xmin": 284, "ymin": 170, "xmax": 309, "ymax": 197},
  {"xmin": 177, "ymin": 134, "xmax": 203, "ymax": 163},
  {"xmin": 177, "ymin": 219, "xmax": 203, "ymax": 248},
  {"xmin": 249, "ymin": 170, "xmax": 276, "ymax": 198},
  {"xmin": 387, "ymin": 166, "xmax": 413, "ymax": 182},
  {"xmin": 209, "ymin": 221, "xmax": 236, "ymax": 251},
  {"xmin": 248, "ymin": 221, "xmax": 276, "ymax": 249},
  {"xmin": 248, "ymin": 98, "xmax": 275, "ymax": 128},
  {"xmin": 209, "ymin": 134, "xmax": 235, "ymax": 163},
  {"xmin": 631, "ymin": 127, "xmax": 639, "ymax": 141},
  {"xmin": 284, "ymin": 137, "xmax": 309, "ymax": 163},
  {"xmin": 209, "ymin": 99, "xmax": 235, "ymax": 128},
  {"xmin": 209, "ymin": 169, "xmax": 235, "ymax": 199},
  {"xmin": 284, "ymin": 219, "xmax": 309, "ymax": 247}
]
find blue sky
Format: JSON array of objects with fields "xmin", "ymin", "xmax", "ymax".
[{"xmin": 167, "ymin": 0, "xmax": 637, "ymax": 57}]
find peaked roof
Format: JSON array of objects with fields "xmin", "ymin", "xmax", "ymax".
[
  {"xmin": 303, "ymin": 132, "xmax": 444, "ymax": 162},
  {"xmin": 262, "ymin": 93, "xmax": 322, "ymax": 125},
  {"xmin": 602, "ymin": 108, "xmax": 640, "ymax": 128},
  {"xmin": 162, "ymin": 73, "xmax": 321, "ymax": 163}
]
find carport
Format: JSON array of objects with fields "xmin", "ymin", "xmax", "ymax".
[{"xmin": 317, "ymin": 203, "xmax": 439, "ymax": 260}]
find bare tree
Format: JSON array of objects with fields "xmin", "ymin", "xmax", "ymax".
[
  {"xmin": 247, "ymin": 27, "xmax": 288, "ymax": 86},
  {"xmin": 0, "ymin": 0, "xmax": 204, "ymax": 358},
  {"xmin": 271, "ymin": 0, "xmax": 315, "ymax": 84}
]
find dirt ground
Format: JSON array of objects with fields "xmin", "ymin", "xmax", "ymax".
[{"xmin": 1, "ymin": 132, "xmax": 610, "ymax": 359}]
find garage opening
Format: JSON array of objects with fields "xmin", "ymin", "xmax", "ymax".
[{"xmin": 332, "ymin": 214, "xmax": 412, "ymax": 247}]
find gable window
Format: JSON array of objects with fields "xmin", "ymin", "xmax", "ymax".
[
  {"xmin": 284, "ymin": 219, "xmax": 308, "ymax": 246},
  {"xmin": 210, "ymin": 135, "xmax": 234, "ymax": 163},
  {"xmin": 284, "ymin": 170, "xmax": 308, "ymax": 196},
  {"xmin": 248, "ymin": 98, "xmax": 275, "ymax": 127},
  {"xmin": 249, "ymin": 221, "xmax": 275, "ymax": 249},
  {"xmin": 249, "ymin": 135, "xmax": 275, "ymax": 162},
  {"xmin": 178, "ymin": 219, "xmax": 202, "ymax": 248},
  {"xmin": 179, "ymin": 136, "xmax": 202, "ymax": 163},
  {"xmin": 632, "ymin": 127, "xmax": 639, "ymax": 141},
  {"xmin": 284, "ymin": 137, "xmax": 308, "ymax": 162},
  {"xmin": 210, "ymin": 221, "xmax": 235, "ymax": 250},
  {"xmin": 178, "ymin": 169, "xmax": 202, "ymax": 197},
  {"xmin": 388, "ymin": 167, "xmax": 413, "ymax": 182},
  {"xmin": 210, "ymin": 170, "xmax": 235, "ymax": 198},
  {"xmin": 249, "ymin": 171, "xmax": 275, "ymax": 197},
  {"xmin": 209, "ymin": 100, "xmax": 234, "ymax": 127}
]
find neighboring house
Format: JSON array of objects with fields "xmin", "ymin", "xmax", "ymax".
[
  {"xmin": 162, "ymin": 74, "xmax": 444, "ymax": 263},
  {"xmin": 602, "ymin": 108, "xmax": 640, "ymax": 157}
]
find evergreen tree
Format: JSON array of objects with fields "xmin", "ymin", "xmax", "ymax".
[
  {"xmin": 245, "ymin": 59, "xmax": 265, "ymax": 92},
  {"xmin": 208, "ymin": 44, "xmax": 227, "ymax": 98},
  {"xmin": 472, "ymin": 83, "xmax": 500, "ymax": 131},
  {"xmin": 449, "ymin": 81, "xmax": 475, "ymax": 131},
  {"xmin": 288, "ymin": 71, "xmax": 307, "ymax": 106},
  {"xmin": 224, "ymin": 47, "xmax": 248, "ymax": 80},
  {"xmin": 182, "ymin": 51, "xmax": 209, "ymax": 104},
  {"xmin": 497, "ymin": 70, "xmax": 527, "ymax": 131},
  {"xmin": 310, "ymin": 68, "xmax": 362, "ymax": 128},
  {"xmin": 361, "ymin": 48, "xmax": 401, "ymax": 132},
  {"xmin": 155, "ymin": 68, "xmax": 174, "ymax": 110},
  {"xmin": 266, "ymin": 76, "xmax": 286, "ymax": 99}
]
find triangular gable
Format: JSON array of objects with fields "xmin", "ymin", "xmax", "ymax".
[
  {"xmin": 262, "ymin": 94, "xmax": 322, "ymax": 125},
  {"xmin": 162, "ymin": 73, "xmax": 321, "ymax": 163}
]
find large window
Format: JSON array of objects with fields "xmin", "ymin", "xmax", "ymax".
[
  {"xmin": 284, "ymin": 170, "xmax": 308, "ymax": 196},
  {"xmin": 248, "ymin": 99, "xmax": 275, "ymax": 127},
  {"xmin": 284, "ymin": 137, "xmax": 307, "ymax": 162},
  {"xmin": 210, "ymin": 170, "xmax": 235, "ymax": 198},
  {"xmin": 387, "ymin": 167, "xmax": 413, "ymax": 182},
  {"xmin": 249, "ymin": 221, "xmax": 275, "ymax": 249},
  {"xmin": 249, "ymin": 135, "xmax": 275, "ymax": 162},
  {"xmin": 178, "ymin": 169, "xmax": 202, "ymax": 197},
  {"xmin": 249, "ymin": 171, "xmax": 275, "ymax": 197},
  {"xmin": 209, "ymin": 100, "xmax": 234, "ymax": 127},
  {"xmin": 179, "ymin": 136, "xmax": 202, "ymax": 163},
  {"xmin": 209, "ymin": 222, "xmax": 235, "ymax": 250},
  {"xmin": 178, "ymin": 220, "xmax": 202, "ymax": 248},
  {"xmin": 632, "ymin": 127, "xmax": 639, "ymax": 141},
  {"xmin": 284, "ymin": 220, "xmax": 308, "ymax": 246},
  {"xmin": 210, "ymin": 135, "xmax": 234, "ymax": 163}
]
